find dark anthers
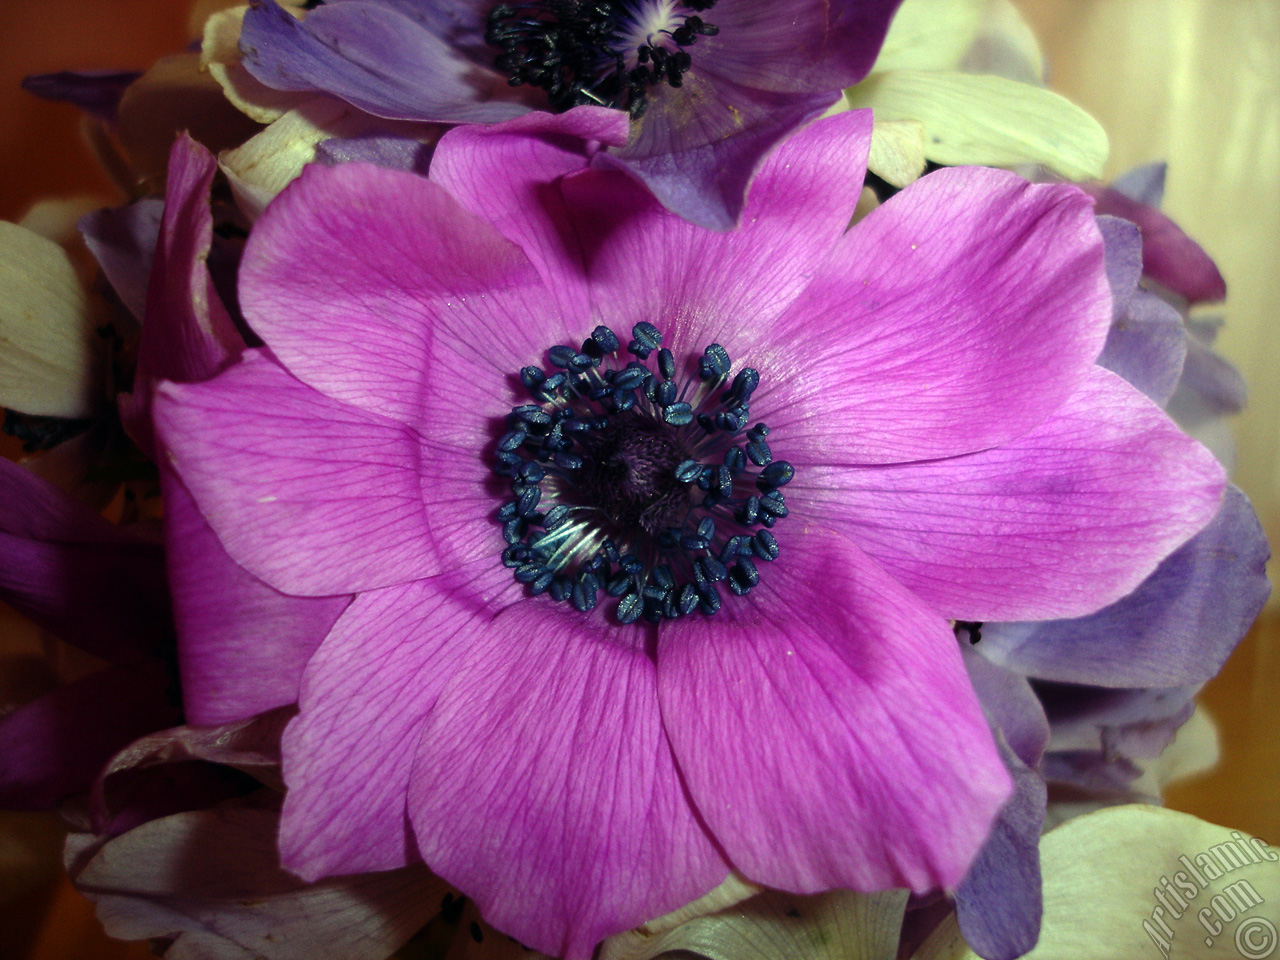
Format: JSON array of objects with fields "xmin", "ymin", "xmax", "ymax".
[
  {"xmin": 485, "ymin": 0, "xmax": 719, "ymax": 118},
  {"xmin": 494, "ymin": 322, "xmax": 793, "ymax": 624}
]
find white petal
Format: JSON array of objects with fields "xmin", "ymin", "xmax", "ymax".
[
  {"xmin": 958, "ymin": 0, "xmax": 1045, "ymax": 83},
  {"xmin": 871, "ymin": 0, "xmax": 987, "ymax": 72},
  {"xmin": 916, "ymin": 805, "xmax": 1280, "ymax": 960},
  {"xmin": 846, "ymin": 70, "xmax": 1109, "ymax": 180},
  {"xmin": 219, "ymin": 98, "xmax": 351, "ymax": 220},
  {"xmin": 0, "ymin": 221, "xmax": 101, "ymax": 417},
  {"xmin": 600, "ymin": 889, "xmax": 908, "ymax": 960},
  {"xmin": 868, "ymin": 118, "xmax": 927, "ymax": 187}
]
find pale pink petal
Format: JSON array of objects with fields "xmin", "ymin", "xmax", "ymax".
[
  {"xmin": 792, "ymin": 367, "xmax": 1226, "ymax": 621},
  {"xmin": 280, "ymin": 563, "xmax": 517, "ymax": 878},
  {"xmin": 560, "ymin": 110, "xmax": 874, "ymax": 356},
  {"xmin": 239, "ymin": 161, "xmax": 588, "ymax": 427},
  {"xmin": 411, "ymin": 603, "xmax": 727, "ymax": 960},
  {"xmin": 154, "ymin": 350, "xmax": 436, "ymax": 596},
  {"xmin": 72, "ymin": 795, "xmax": 445, "ymax": 960},
  {"xmin": 765, "ymin": 167, "xmax": 1111, "ymax": 464},
  {"xmin": 657, "ymin": 529, "xmax": 1010, "ymax": 894}
]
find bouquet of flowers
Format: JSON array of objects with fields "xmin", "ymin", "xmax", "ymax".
[{"xmin": 1, "ymin": 1, "xmax": 1275, "ymax": 958}]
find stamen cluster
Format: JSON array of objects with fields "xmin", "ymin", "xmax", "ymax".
[
  {"xmin": 494, "ymin": 322, "xmax": 793, "ymax": 624},
  {"xmin": 485, "ymin": 0, "xmax": 719, "ymax": 118}
]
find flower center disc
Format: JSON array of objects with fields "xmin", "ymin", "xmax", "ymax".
[
  {"xmin": 485, "ymin": 0, "xmax": 720, "ymax": 118},
  {"xmin": 494, "ymin": 323, "xmax": 793, "ymax": 625}
]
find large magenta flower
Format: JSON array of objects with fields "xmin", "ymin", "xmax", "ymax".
[{"xmin": 153, "ymin": 109, "xmax": 1224, "ymax": 957}]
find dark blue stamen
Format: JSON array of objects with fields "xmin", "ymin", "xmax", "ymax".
[
  {"xmin": 486, "ymin": 0, "xmax": 720, "ymax": 119},
  {"xmin": 492, "ymin": 321, "xmax": 795, "ymax": 623}
]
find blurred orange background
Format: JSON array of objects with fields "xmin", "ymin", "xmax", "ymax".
[{"xmin": 0, "ymin": 1, "xmax": 1276, "ymax": 958}]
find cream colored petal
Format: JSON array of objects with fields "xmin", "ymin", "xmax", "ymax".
[
  {"xmin": 1143, "ymin": 706, "xmax": 1222, "ymax": 795},
  {"xmin": 868, "ymin": 118, "xmax": 928, "ymax": 187},
  {"xmin": 846, "ymin": 70, "xmax": 1108, "ymax": 180},
  {"xmin": 117, "ymin": 53, "xmax": 265, "ymax": 191},
  {"xmin": 202, "ymin": 5, "xmax": 310, "ymax": 125},
  {"xmin": 0, "ymin": 222, "xmax": 101, "ymax": 418},
  {"xmin": 219, "ymin": 98, "xmax": 352, "ymax": 220},
  {"xmin": 872, "ymin": 0, "xmax": 987, "ymax": 73},
  {"xmin": 600, "ymin": 889, "xmax": 908, "ymax": 960},
  {"xmin": 220, "ymin": 99, "xmax": 439, "ymax": 220},
  {"xmin": 918, "ymin": 805, "xmax": 1280, "ymax": 960}
]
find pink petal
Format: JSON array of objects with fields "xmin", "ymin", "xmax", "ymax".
[
  {"xmin": 792, "ymin": 366, "xmax": 1226, "ymax": 621},
  {"xmin": 766, "ymin": 168, "xmax": 1111, "ymax": 464},
  {"xmin": 657, "ymin": 529, "xmax": 1011, "ymax": 894},
  {"xmin": 154, "ymin": 350, "xmax": 436, "ymax": 596},
  {"xmin": 429, "ymin": 106, "xmax": 628, "ymax": 321},
  {"xmin": 561, "ymin": 110, "xmax": 874, "ymax": 355},
  {"xmin": 239, "ymin": 161, "xmax": 588, "ymax": 428},
  {"xmin": 163, "ymin": 468, "xmax": 349, "ymax": 726},
  {"xmin": 1089, "ymin": 184, "xmax": 1226, "ymax": 303},
  {"xmin": 121, "ymin": 134, "xmax": 242, "ymax": 459},
  {"xmin": 411, "ymin": 602, "xmax": 727, "ymax": 960},
  {"xmin": 279, "ymin": 565, "xmax": 517, "ymax": 878}
]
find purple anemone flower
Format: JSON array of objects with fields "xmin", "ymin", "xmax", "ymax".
[
  {"xmin": 152, "ymin": 108, "xmax": 1224, "ymax": 957},
  {"xmin": 238, "ymin": 0, "xmax": 904, "ymax": 229}
]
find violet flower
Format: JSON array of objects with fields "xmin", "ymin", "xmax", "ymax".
[
  {"xmin": 237, "ymin": 0, "xmax": 905, "ymax": 228},
  {"xmin": 153, "ymin": 108, "xmax": 1224, "ymax": 957},
  {"xmin": 942, "ymin": 209, "xmax": 1267, "ymax": 960}
]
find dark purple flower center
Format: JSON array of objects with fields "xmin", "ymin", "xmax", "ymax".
[
  {"xmin": 494, "ymin": 322, "xmax": 792, "ymax": 624},
  {"xmin": 485, "ymin": 0, "xmax": 720, "ymax": 118}
]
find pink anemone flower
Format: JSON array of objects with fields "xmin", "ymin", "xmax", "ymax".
[{"xmin": 153, "ymin": 108, "xmax": 1224, "ymax": 958}]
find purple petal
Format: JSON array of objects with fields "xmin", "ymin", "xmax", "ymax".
[
  {"xmin": 239, "ymin": 161, "xmax": 585, "ymax": 428},
  {"xmin": 280, "ymin": 568, "xmax": 515, "ymax": 879},
  {"xmin": 978, "ymin": 486, "xmax": 1268, "ymax": 687},
  {"xmin": 563, "ymin": 110, "xmax": 874, "ymax": 355},
  {"xmin": 1175, "ymin": 331, "xmax": 1248, "ymax": 417},
  {"xmin": 0, "ymin": 460, "xmax": 169, "ymax": 667},
  {"xmin": 658, "ymin": 530, "xmax": 1011, "ymax": 895},
  {"xmin": 411, "ymin": 600, "xmax": 728, "ymax": 959},
  {"xmin": 1110, "ymin": 162, "xmax": 1167, "ymax": 209},
  {"xmin": 1097, "ymin": 288, "xmax": 1188, "ymax": 406},
  {"xmin": 768, "ymin": 168, "xmax": 1111, "ymax": 465},
  {"xmin": 953, "ymin": 742, "xmax": 1046, "ymax": 960},
  {"xmin": 605, "ymin": 76, "xmax": 839, "ymax": 229},
  {"xmin": 72, "ymin": 794, "xmax": 445, "ymax": 960},
  {"xmin": 313, "ymin": 132, "xmax": 437, "ymax": 174},
  {"xmin": 1097, "ymin": 215, "xmax": 1142, "ymax": 317},
  {"xmin": 121, "ymin": 135, "xmax": 242, "ymax": 460},
  {"xmin": 1089, "ymin": 184, "xmax": 1226, "ymax": 304},
  {"xmin": 962, "ymin": 643, "xmax": 1049, "ymax": 768},
  {"xmin": 163, "ymin": 469, "xmax": 349, "ymax": 726},
  {"xmin": 0, "ymin": 668, "xmax": 178, "ymax": 810},
  {"xmin": 21, "ymin": 70, "xmax": 140, "ymax": 125},
  {"xmin": 1040, "ymin": 683, "xmax": 1198, "ymax": 762},
  {"xmin": 793, "ymin": 366, "xmax": 1226, "ymax": 621},
  {"xmin": 1041, "ymin": 751, "xmax": 1142, "ymax": 795},
  {"xmin": 240, "ymin": 0, "xmax": 527, "ymax": 123},
  {"xmin": 697, "ymin": 0, "xmax": 903, "ymax": 92},
  {"xmin": 78, "ymin": 197, "xmax": 163, "ymax": 323}
]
